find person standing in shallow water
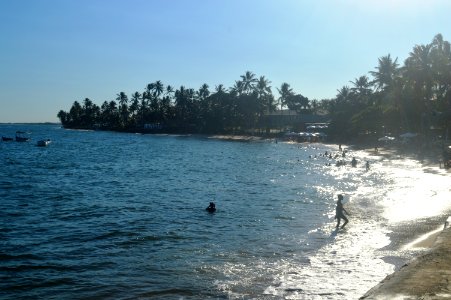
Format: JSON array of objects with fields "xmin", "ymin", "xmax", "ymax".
[{"xmin": 335, "ymin": 194, "xmax": 349, "ymax": 229}]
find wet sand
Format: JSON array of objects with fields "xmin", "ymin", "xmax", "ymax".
[
  {"xmin": 361, "ymin": 224, "xmax": 451, "ymax": 299},
  {"xmin": 359, "ymin": 145, "xmax": 451, "ymax": 299}
]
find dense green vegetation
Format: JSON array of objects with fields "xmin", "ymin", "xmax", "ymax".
[{"xmin": 58, "ymin": 34, "xmax": 451, "ymax": 142}]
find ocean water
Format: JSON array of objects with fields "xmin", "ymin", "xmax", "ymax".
[{"xmin": 1, "ymin": 124, "xmax": 450, "ymax": 299}]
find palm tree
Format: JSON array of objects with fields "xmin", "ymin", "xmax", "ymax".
[
  {"xmin": 350, "ymin": 76, "xmax": 372, "ymax": 96},
  {"xmin": 198, "ymin": 83, "xmax": 210, "ymax": 100},
  {"xmin": 103, "ymin": 100, "xmax": 120, "ymax": 128},
  {"xmin": 69, "ymin": 101, "xmax": 83, "ymax": 127},
  {"xmin": 57, "ymin": 110, "xmax": 70, "ymax": 126},
  {"xmin": 140, "ymin": 91, "xmax": 149, "ymax": 125},
  {"xmin": 240, "ymin": 71, "xmax": 258, "ymax": 94},
  {"xmin": 370, "ymin": 54, "xmax": 400, "ymax": 92},
  {"xmin": 231, "ymin": 80, "xmax": 244, "ymax": 96},
  {"xmin": 129, "ymin": 92, "xmax": 141, "ymax": 125},
  {"xmin": 349, "ymin": 75, "xmax": 373, "ymax": 107},
  {"xmin": 336, "ymin": 86, "xmax": 351, "ymax": 103},
  {"xmin": 82, "ymin": 98, "xmax": 98, "ymax": 127},
  {"xmin": 277, "ymin": 82, "xmax": 294, "ymax": 110},
  {"xmin": 256, "ymin": 76, "xmax": 272, "ymax": 98},
  {"xmin": 215, "ymin": 84, "xmax": 226, "ymax": 95},
  {"xmin": 404, "ymin": 43, "xmax": 434, "ymax": 132},
  {"xmin": 166, "ymin": 85, "xmax": 174, "ymax": 96},
  {"xmin": 255, "ymin": 76, "xmax": 275, "ymax": 121},
  {"xmin": 405, "ymin": 44, "xmax": 433, "ymax": 92},
  {"xmin": 146, "ymin": 83, "xmax": 155, "ymax": 96},
  {"xmin": 430, "ymin": 34, "xmax": 451, "ymax": 106},
  {"xmin": 116, "ymin": 92, "xmax": 128, "ymax": 107},
  {"xmin": 116, "ymin": 92, "xmax": 129, "ymax": 127},
  {"xmin": 153, "ymin": 80, "xmax": 164, "ymax": 98}
]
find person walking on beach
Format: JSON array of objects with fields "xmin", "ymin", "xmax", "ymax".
[{"xmin": 335, "ymin": 194, "xmax": 349, "ymax": 229}]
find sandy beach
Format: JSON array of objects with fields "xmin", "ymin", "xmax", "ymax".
[
  {"xmin": 361, "ymin": 225, "xmax": 451, "ymax": 299},
  {"xmin": 358, "ymin": 144, "xmax": 451, "ymax": 299}
]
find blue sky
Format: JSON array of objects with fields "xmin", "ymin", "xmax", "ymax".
[{"xmin": 1, "ymin": 0, "xmax": 450, "ymax": 123}]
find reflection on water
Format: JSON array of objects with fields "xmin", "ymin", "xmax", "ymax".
[{"xmin": 0, "ymin": 124, "xmax": 450, "ymax": 299}]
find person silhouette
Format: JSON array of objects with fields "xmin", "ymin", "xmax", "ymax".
[
  {"xmin": 335, "ymin": 194, "xmax": 349, "ymax": 229},
  {"xmin": 206, "ymin": 202, "xmax": 216, "ymax": 213}
]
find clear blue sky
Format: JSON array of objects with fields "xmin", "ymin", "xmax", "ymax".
[{"xmin": 1, "ymin": 0, "xmax": 450, "ymax": 123}]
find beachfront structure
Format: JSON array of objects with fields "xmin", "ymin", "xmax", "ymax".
[{"xmin": 262, "ymin": 110, "xmax": 330, "ymax": 132}]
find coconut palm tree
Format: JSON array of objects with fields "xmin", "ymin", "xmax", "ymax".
[
  {"xmin": 404, "ymin": 43, "xmax": 434, "ymax": 132},
  {"xmin": 277, "ymin": 82, "xmax": 294, "ymax": 110},
  {"xmin": 256, "ymin": 76, "xmax": 272, "ymax": 98},
  {"xmin": 198, "ymin": 83, "xmax": 210, "ymax": 100},
  {"xmin": 129, "ymin": 92, "xmax": 141, "ymax": 126},
  {"xmin": 116, "ymin": 92, "xmax": 129, "ymax": 127},
  {"xmin": 215, "ymin": 84, "xmax": 226, "ymax": 95},
  {"xmin": 69, "ymin": 101, "xmax": 83, "ymax": 126},
  {"xmin": 240, "ymin": 71, "xmax": 258, "ymax": 94},
  {"xmin": 166, "ymin": 85, "xmax": 174, "ymax": 97},
  {"xmin": 430, "ymin": 34, "xmax": 451, "ymax": 106},
  {"xmin": 350, "ymin": 76, "xmax": 372, "ymax": 96},
  {"xmin": 231, "ymin": 80, "xmax": 244, "ymax": 96},
  {"xmin": 404, "ymin": 44, "xmax": 433, "ymax": 93},
  {"xmin": 370, "ymin": 54, "xmax": 400, "ymax": 92},
  {"xmin": 336, "ymin": 86, "xmax": 351, "ymax": 103},
  {"xmin": 81, "ymin": 98, "xmax": 98, "ymax": 127},
  {"xmin": 153, "ymin": 80, "xmax": 164, "ymax": 98}
]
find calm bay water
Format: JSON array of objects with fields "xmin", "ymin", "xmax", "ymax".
[{"xmin": 1, "ymin": 124, "xmax": 450, "ymax": 299}]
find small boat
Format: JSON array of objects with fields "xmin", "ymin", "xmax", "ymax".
[
  {"xmin": 15, "ymin": 131, "xmax": 30, "ymax": 142},
  {"xmin": 2, "ymin": 136, "xmax": 14, "ymax": 141},
  {"xmin": 37, "ymin": 139, "xmax": 51, "ymax": 147}
]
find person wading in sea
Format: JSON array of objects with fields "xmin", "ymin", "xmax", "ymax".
[{"xmin": 335, "ymin": 194, "xmax": 349, "ymax": 229}]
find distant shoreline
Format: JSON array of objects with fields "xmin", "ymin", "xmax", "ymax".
[{"xmin": 0, "ymin": 122, "xmax": 61, "ymax": 125}]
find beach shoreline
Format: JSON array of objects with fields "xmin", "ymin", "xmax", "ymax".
[
  {"xmin": 356, "ymin": 144, "xmax": 451, "ymax": 299},
  {"xmin": 361, "ymin": 225, "xmax": 451, "ymax": 299},
  {"xmin": 208, "ymin": 133, "xmax": 451, "ymax": 299}
]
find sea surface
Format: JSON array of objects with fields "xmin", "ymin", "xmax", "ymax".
[{"xmin": 1, "ymin": 124, "xmax": 450, "ymax": 299}]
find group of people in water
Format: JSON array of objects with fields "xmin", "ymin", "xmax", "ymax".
[
  {"xmin": 309, "ymin": 146, "xmax": 371, "ymax": 171},
  {"xmin": 206, "ymin": 145, "xmax": 355, "ymax": 231},
  {"xmin": 304, "ymin": 145, "xmax": 356, "ymax": 229}
]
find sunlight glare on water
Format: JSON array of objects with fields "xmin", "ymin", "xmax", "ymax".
[
  {"xmin": 1, "ymin": 125, "xmax": 450, "ymax": 300},
  {"xmin": 377, "ymin": 159, "xmax": 451, "ymax": 223}
]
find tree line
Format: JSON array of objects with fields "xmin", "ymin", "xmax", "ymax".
[
  {"xmin": 58, "ymin": 33, "xmax": 451, "ymax": 141},
  {"xmin": 327, "ymin": 33, "xmax": 451, "ymax": 142},
  {"xmin": 58, "ymin": 70, "xmax": 314, "ymax": 134}
]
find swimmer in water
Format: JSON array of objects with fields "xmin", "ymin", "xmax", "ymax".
[{"xmin": 206, "ymin": 202, "xmax": 216, "ymax": 213}]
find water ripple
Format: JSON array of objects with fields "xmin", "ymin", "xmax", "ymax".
[{"xmin": 1, "ymin": 125, "xmax": 449, "ymax": 299}]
